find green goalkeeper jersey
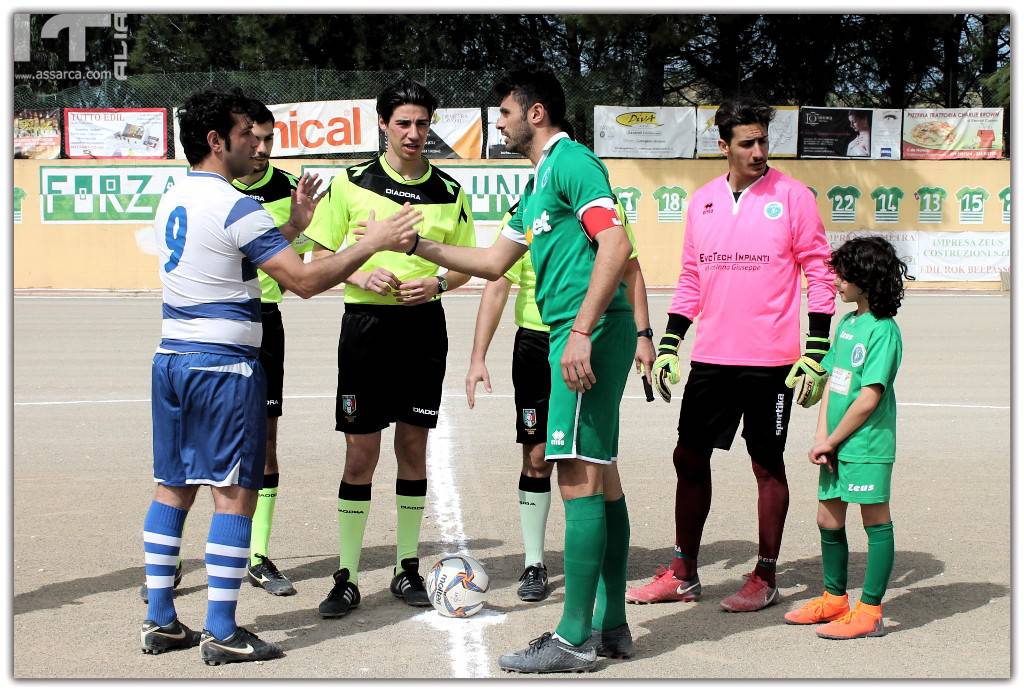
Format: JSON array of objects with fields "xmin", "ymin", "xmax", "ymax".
[
  {"xmin": 232, "ymin": 165, "xmax": 314, "ymax": 304},
  {"xmin": 305, "ymin": 154, "xmax": 476, "ymax": 306},
  {"xmin": 821, "ymin": 310, "xmax": 903, "ymax": 463},
  {"xmin": 502, "ymin": 133, "xmax": 632, "ymax": 329}
]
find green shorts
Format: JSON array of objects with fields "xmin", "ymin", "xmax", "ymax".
[
  {"xmin": 818, "ymin": 458, "xmax": 893, "ymax": 504},
  {"xmin": 545, "ymin": 313, "xmax": 635, "ymax": 464}
]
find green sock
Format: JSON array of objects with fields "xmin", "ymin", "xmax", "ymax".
[
  {"xmin": 593, "ymin": 495, "xmax": 630, "ymax": 631},
  {"xmin": 820, "ymin": 526, "xmax": 849, "ymax": 596},
  {"xmin": 250, "ymin": 473, "xmax": 279, "ymax": 564},
  {"xmin": 555, "ymin": 494, "xmax": 607, "ymax": 646},
  {"xmin": 395, "ymin": 479, "xmax": 427, "ymax": 571},
  {"xmin": 862, "ymin": 522, "xmax": 895, "ymax": 606},
  {"xmin": 518, "ymin": 474, "xmax": 552, "ymax": 567},
  {"xmin": 338, "ymin": 481, "xmax": 372, "ymax": 584}
]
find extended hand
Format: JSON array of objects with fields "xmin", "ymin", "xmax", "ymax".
[
  {"xmin": 287, "ymin": 173, "xmax": 326, "ymax": 231},
  {"xmin": 355, "ymin": 204, "xmax": 422, "ymax": 252}
]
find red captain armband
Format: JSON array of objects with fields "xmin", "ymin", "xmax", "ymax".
[{"xmin": 580, "ymin": 205, "xmax": 623, "ymax": 240}]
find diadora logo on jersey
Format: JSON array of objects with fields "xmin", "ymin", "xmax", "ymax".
[
  {"xmin": 412, "ymin": 406, "xmax": 438, "ymax": 416},
  {"xmin": 764, "ymin": 201, "xmax": 784, "ymax": 220},
  {"xmin": 386, "ymin": 188, "xmax": 422, "ymax": 201},
  {"xmin": 839, "ymin": 330, "xmax": 854, "ymax": 341},
  {"xmin": 550, "ymin": 430, "xmax": 566, "ymax": 446},
  {"xmin": 848, "ymin": 483, "xmax": 876, "ymax": 492},
  {"xmin": 702, "ymin": 202, "xmax": 714, "ymax": 215},
  {"xmin": 249, "ymin": 194, "xmax": 266, "ymax": 202},
  {"xmin": 851, "ymin": 343, "xmax": 867, "ymax": 367},
  {"xmin": 522, "ymin": 408, "xmax": 537, "ymax": 429},
  {"xmin": 533, "ymin": 211, "xmax": 553, "ymax": 236},
  {"xmin": 341, "ymin": 395, "xmax": 357, "ymax": 415}
]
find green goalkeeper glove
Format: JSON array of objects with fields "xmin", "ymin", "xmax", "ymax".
[
  {"xmin": 652, "ymin": 333, "xmax": 683, "ymax": 403},
  {"xmin": 785, "ymin": 335, "xmax": 830, "ymax": 407}
]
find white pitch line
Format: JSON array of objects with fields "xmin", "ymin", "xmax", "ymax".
[
  {"xmin": 422, "ymin": 408, "xmax": 499, "ymax": 678},
  {"xmin": 13, "ymin": 394, "xmax": 1010, "ymax": 411}
]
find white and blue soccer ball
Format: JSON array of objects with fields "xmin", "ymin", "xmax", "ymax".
[{"xmin": 426, "ymin": 554, "xmax": 489, "ymax": 618}]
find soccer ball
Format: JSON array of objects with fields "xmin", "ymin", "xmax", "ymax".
[{"xmin": 425, "ymin": 554, "xmax": 489, "ymax": 618}]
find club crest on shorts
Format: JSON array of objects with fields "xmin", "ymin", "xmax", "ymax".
[
  {"xmin": 341, "ymin": 394, "xmax": 357, "ymax": 416},
  {"xmin": 522, "ymin": 408, "xmax": 537, "ymax": 429}
]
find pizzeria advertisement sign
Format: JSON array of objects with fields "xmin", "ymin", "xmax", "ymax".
[{"xmin": 902, "ymin": 109, "xmax": 1004, "ymax": 160}]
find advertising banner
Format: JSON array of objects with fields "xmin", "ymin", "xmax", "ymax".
[
  {"xmin": 175, "ymin": 100, "xmax": 379, "ymax": 158},
  {"xmin": 594, "ymin": 106, "xmax": 696, "ymax": 158},
  {"xmin": 486, "ymin": 107, "xmax": 526, "ymax": 159},
  {"xmin": 64, "ymin": 108, "xmax": 167, "ymax": 159},
  {"xmin": 14, "ymin": 109, "xmax": 61, "ymax": 159},
  {"xmin": 826, "ymin": 229, "xmax": 1008, "ymax": 281},
  {"xmin": 902, "ymin": 108, "xmax": 1004, "ymax": 160},
  {"xmin": 39, "ymin": 164, "xmax": 188, "ymax": 223},
  {"xmin": 696, "ymin": 105, "xmax": 798, "ymax": 158},
  {"xmin": 871, "ymin": 109, "xmax": 903, "ymax": 160},
  {"xmin": 425, "ymin": 108, "xmax": 482, "ymax": 159},
  {"xmin": 798, "ymin": 107, "xmax": 875, "ymax": 159},
  {"xmin": 914, "ymin": 231, "xmax": 1009, "ymax": 280}
]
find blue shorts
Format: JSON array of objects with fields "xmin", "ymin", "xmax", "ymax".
[{"xmin": 152, "ymin": 352, "xmax": 267, "ymax": 490}]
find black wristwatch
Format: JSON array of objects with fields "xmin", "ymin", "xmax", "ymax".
[
  {"xmin": 437, "ymin": 276, "xmax": 449, "ymax": 294},
  {"xmin": 637, "ymin": 327, "xmax": 654, "ymax": 339}
]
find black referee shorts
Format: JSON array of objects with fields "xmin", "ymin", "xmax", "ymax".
[
  {"xmin": 335, "ymin": 300, "xmax": 447, "ymax": 434},
  {"xmin": 677, "ymin": 361, "xmax": 794, "ymax": 454},
  {"xmin": 512, "ymin": 327, "xmax": 550, "ymax": 445},
  {"xmin": 258, "ymin": 302, "xmax": 285, "ymax": 418}
]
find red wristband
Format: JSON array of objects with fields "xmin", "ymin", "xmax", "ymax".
[{"xmin": 571, "ymin": 328, "xmax": 592, "ymax": 337}]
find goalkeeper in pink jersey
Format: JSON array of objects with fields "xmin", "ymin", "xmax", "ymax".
[{"xmin": 626, "ymin": 99, "xmax": 837, "ymax": 612}]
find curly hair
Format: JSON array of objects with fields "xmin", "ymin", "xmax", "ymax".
[
  {"xmin": 829, "ymin": 236, "xmax": 914, "ymax": 318},
  {"xmin": 176, "ymin": 89, "xmax": 251, "ymax": 166}
]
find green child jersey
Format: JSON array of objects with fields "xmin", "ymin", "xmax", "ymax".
[
  {"xmin": 821, "ymin": 311, "xmax": 903, "ymax": 463},
  {"xmin": 502, "ymin": 133, "xmax": 632, "ymax": 329},
  {"xmin": 501, "ymin": 198, "xmax": 641, "ymax": 334},
  {"xmin": 232, "ymin": 165, "xmax": 314, "ymax": 304},
  {"xmin": 304, "ymin": 154, "xmax": 475, "ymax": 306}
]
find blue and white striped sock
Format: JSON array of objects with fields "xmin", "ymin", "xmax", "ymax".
[
  {"xmin": 204, "ymin": 512, "xmax": 252, "ymax": 640},
  {"xmin": 143, "ymin": 501, "xmax": 188, "ymax": 626}
]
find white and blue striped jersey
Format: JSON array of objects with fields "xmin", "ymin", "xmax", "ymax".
[{"xmin": 155, "ymin": 170, "xmax": 290, "ymax": 357}]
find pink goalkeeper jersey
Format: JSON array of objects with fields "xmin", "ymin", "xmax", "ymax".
[{"xmin": 669, "ymin": 167, "xmax": 836, "ymax": 366}]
